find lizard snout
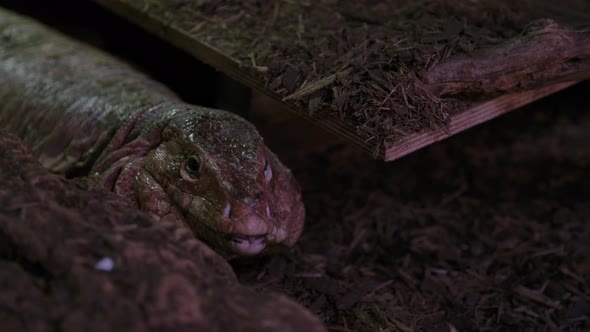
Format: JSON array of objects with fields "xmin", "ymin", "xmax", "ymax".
[
  {"xmin": 221, "ymin": 193, "xmax": 284, "ymax": 256},
  {"xmin": 225, "ymin": 202, "xmax": 271, "ymax": 255}
]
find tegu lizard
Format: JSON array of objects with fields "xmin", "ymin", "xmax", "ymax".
[{"xmin": 0, "ymin": 8, "xmax": 304, "ymax": 257}]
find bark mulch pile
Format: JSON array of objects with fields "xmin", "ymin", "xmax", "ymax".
[{"xmin": 240, "ymin": 81, "xmax": 590, "ymax": 331}]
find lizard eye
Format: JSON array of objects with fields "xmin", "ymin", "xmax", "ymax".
[
  {"xmin": 263, "ymin": 160, "xmax": 272, "ymax": 181},
  {"xmin": 181, "ymin": 156, "xmax": 201, "ymax": 181}
]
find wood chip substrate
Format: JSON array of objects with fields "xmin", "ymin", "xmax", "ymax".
[{"xmin": 94, "ymin": 0, "xmax": 590, "ymax": 160}]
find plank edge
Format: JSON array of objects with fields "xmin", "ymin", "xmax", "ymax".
[{"xmin": 383, "ymin": 81, "xmax": 580, "ymax": 162}]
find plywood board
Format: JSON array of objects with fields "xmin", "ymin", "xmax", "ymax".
[{"xmin": 93, "ymin": 0, "xmax": 590, "ymax": 160}]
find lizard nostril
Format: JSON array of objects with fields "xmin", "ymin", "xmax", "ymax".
[{"xmin": 222, "ymin": 203, "xmax": 232, "ymax": 219}]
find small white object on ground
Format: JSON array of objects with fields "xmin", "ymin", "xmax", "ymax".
[{"xmin": 95, "ymin": 257, "xmax": 115, "ymax": 272}]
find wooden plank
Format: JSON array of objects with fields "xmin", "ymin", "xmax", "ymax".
[
  {"xmin": 93, "ymin": 0, "xmax": 590, "ymax": 160},
  {"xmin": 384, "ymin": 81, "xmax": 578, "ymax": 161}
]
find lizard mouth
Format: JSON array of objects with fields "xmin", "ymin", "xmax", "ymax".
[
  {"xmin": 227, "ymin": 233, "xmax": 269, "ymax": 256},
  {"xmin": 167, "ymin": 195, "xmax": 280, "ymax": 256}
]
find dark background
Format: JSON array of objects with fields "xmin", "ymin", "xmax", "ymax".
[{"xmin": 1, "ymin": 0, "xmax": 251, "ymax": 113}]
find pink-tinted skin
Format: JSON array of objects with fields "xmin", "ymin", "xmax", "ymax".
[
  {"xmin": 93, "ymin": 108, "xmax": 305, "ymax": 258},
  {"xmin": 0, "ymin": 8, "xmax": 304, "ymax": 258}
]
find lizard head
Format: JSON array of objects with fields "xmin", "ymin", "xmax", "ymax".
[{"xmin": 137, "ymin": 107, "xmax": 304, "ymax": 257}]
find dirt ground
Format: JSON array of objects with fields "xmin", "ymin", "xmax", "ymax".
[{"xmin": 242, "ymin": 81, "xmax": 590, "ymax": 331}]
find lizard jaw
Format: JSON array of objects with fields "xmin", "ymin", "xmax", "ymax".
[
  {"xmin": 228, "ymin": 234, "xmax": 268, "ymax": 256},
  {"xmin": 224, "ymin": 208, "xmax": 272, "ymax": 255}
]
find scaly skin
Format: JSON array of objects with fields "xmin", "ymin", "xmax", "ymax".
[{"xmin": 0, "ymin": 8, "xmax": 304, "ymax": 257}]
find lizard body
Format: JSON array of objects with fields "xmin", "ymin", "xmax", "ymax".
[{"xmin": 0, "ymin": 8, "xmax": 304, "ymax": 257}]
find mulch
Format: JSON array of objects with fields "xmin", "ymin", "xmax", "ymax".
[
  {"xmin": 0, "ymin": 1, "xmax": 588, "ymax": 330},
  {"xmin": 240, "ymin": 81, "xmax": 590, "ymax": 331}
]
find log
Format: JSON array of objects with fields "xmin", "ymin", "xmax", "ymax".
[
  {"xmin": 422, "ymin": 20, "xmax": 590, "ymax": 98},
  {"xmin": 0, "ymin": 129, "xmax": 325, "ymax": 332}
]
